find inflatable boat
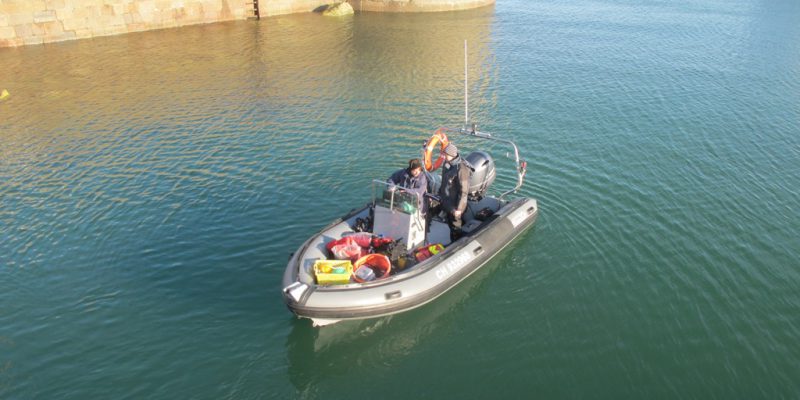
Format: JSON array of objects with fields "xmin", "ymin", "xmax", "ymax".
[{"xmin": 281, "ymin": 126, "xmax": 538, "ymax": 326}]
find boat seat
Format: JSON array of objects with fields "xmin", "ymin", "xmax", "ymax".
[
  {"xmin": 425, "ymin": 197, "xmax": 502, "ymax": 245},
  {"xmin": 463, "ymin": 197, "xmax": 503, "ymax": 224},
  {"xmin": 461, "ymin": 219, "xmax": 483, "ymax": 234}
]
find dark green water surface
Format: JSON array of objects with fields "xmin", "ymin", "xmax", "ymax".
[{"xmin": 2, "ymin": 0, "xmax": 799, "ymax": 398}]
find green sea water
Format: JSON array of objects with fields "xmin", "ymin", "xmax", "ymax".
[{"xmin": 2, "ymin": 0, "xmax": 799, "ymax": 398}]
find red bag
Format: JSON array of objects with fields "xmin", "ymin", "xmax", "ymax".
[
  {"xmin": 326, "ymin": 236, "xmax": 354, "ymax": 252},
  {"xmin": 371, "ymin": 236, "xmax": 394, "ymax": 249},
  {"xmin": 331, "ymin": 244, "xmax": 362, "ymax": 261},
  {"xmin": 342, "ymin": 232, "xmax": 373, "ymax": 248},
  {"xmin": 326, "ymin": 236, "xmax": 368, "ymax": 262}
]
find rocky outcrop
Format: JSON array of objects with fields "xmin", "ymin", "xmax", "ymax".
[{"xmin": 322, "ymin": 2, "xmax": 355, "ymax": 16}]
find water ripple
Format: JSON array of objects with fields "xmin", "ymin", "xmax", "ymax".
[{"xmin": 2, "ymin": 0, "xmax": 800, "ymax": 398}]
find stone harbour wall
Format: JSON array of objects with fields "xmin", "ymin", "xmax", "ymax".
[
  {"xmin": 0, "ymin": 0, "xmax": 251, "ymax": 47},
  {"xmin": 260, "ymin": 0, "xmax": 495, "ymax": 16},
  {"xmin": 259, "ymin": 0, "xmax": 331, "ymax": 17},
  {"xmin": 0, "ymin": 0, "xmax": 495, "ymax": 48},
  {"xmin": 351, "ymin": 0, "xmax": 494, "ymax": 13}
]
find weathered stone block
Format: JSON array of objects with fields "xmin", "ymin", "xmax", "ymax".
[
  {"xmin": 14, "ymin": 23, "xmax": 33, "ymax": 38},
  {"xmin": 0, "ymin": 38, "xmax": 23, "ymax": 47},
  {"xmin": 70, "ymin": 6, "xmax": 87, "ymax": 19},
  {"xmin": 101, "ymin": 4, "xmax": 115, "ymax": 16},
  {"xmin": 155, "ymin": 0, "xmax": 172, "ymax": 16},
  {"xmin": 291, "ymin": 0, "xmax": 319, "ymax": 13},
  {"xmin": 0, "ymin": 1, "xmax": 26, "ymax": 14},
  {"xmin": 172, "ymin": 7, "xmax": 185, "ymax": 20},
  {"xmin": 9, "ymin": 13, "xmax": 35, "ymax": 25},
  {"xmin": 109, "ymin": 14, "xmax": 126, "ymax": 27},
  {"xmin": 33, "ymin": 10, "xmax": 58, "ymax": 23},
  {"xmin": 263, "ymin": 2, "xmax": 292, "ymax": 16},
  {"xmin": 55, "ymin": 5, "xmax": 75, "ymax": 20},
  {"xmin": 103, "ymin": 25, "xmax": 127, "ymax": 35},
  {"xmin": 37, "ymin": 20, "xmax": 65, "ymax": 36},
  {"xmin": 23, "ymin": 36, "xmax": 44, "ymax": 45},
  {"xmin": 0, "ymin": 15, "xmax": 8, "ymax": 27},
  {"xmin": 0, "ymin": 26, "xmax": 16, "ymax": 40},
  {"xmin": 87, "ymin": 17, "xmax": 107, "ymax": 34},
  {"xmin": 43, "ymin": 33, "xmax": 65, "ymax": 43},
  {"xmin": 125, "ymin": 22, "xmax": 147, "ymax": 32},
  {"xmin": 137, "ymin": 0, "xmax": 157, "ymax": 20},
  {"xmin": 30, "ymin": 23, "xmax": 47, "ymax": 36},
  {"xmin": 72, "ymin": 27, "xmax": 94, "ymax": 39},
  {"xmin": 186, "ymin": 3, "xmax": 202, "ymax": 18},
  {"xmin": 46, "ymin": 0, "xmax": 67, "ymax": 11},
  {"xmin": 204, "ymin": 9, "xmax": 219, "ymax": 21},
  {"xmin": 59, "ymin": 30, "xmax": 76, "ymax": 39},
  {"xmin": 25, "ymin": 1, "xmax": 49, "ymax": 13},
  {"xmin": 61, "ymin": 17, "xmax": 87, "ymax": 31},
  {"xmin": 74, "ymin": 5, "xmax": 101, "ymax": 20}
]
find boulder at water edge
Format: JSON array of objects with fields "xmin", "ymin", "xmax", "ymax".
[{"xmin": 323, "ymin": 2, "xmax": 355, "ymax": 16}]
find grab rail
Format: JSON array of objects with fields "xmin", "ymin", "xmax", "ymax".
[{"xmin": 422, "ymin": 126, "xmax": 527, "ymax": 200}]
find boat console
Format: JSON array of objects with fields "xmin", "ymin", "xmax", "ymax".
[{"xmin": 371, "ymin": 182, "xmax": 426, "ymax": 251}]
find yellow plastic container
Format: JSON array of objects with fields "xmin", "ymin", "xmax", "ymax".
[{"xmin": 313, "ymin": 259, "xmax": 353, "ymax": 285}]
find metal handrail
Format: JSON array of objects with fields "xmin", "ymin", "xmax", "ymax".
[
  {"xmin": 371, "ymin": 179, "xmax": 423, "ymax": 213},
  {"xmin": 422, "ymin": 126, "xmax": 527, "ymax": 200}
]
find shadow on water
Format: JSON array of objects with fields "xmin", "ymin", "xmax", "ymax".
[{"xmin": 285, "ymin": 242, "xmax": 522, "ymax": 392}]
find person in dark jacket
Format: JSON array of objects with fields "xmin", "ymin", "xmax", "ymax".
[
  {"xmin": 387, "ymin": 158, "xmax": 428, "ymax": 211},
  {"xmin": 437, "ymin": 143, "xmax": 471, "ymax": 241}
]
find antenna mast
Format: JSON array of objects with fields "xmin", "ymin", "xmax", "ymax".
[{"xmin": 464, "ymin": 40, "xmax": 469, "ymax": 129}]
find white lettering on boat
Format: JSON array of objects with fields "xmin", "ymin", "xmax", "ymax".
[
  {"xmin": 509, "ymin": 209, "xmax": 529, "ymax": 227},
  {"xmin": 435, "ymin": 251, "xmax": 473, "ymax": 280}
]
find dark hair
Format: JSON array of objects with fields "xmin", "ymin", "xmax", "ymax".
[{"xmin": 408, "ymin": 158, "xmax": 422, "ymax": 170}]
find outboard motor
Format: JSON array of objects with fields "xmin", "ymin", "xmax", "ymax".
[{"xmin": 464, "ymin": 151, "xmax": 496, "ymax": 201}]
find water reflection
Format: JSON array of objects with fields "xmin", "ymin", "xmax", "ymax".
[
  {"xmin": 2, "ymin": 9, "xmax": 492, "ymax": 272},
  {"xmin": 1, "ymin": 7, "xmax": 498, "ymax": 181},
  {"xmin": 2, "ymin": 6, "xmax": 503, "ymax": 396},
  {"xmin": 286, "ymin": 253, "xmax": 507, "ymax": 392},
  {"xmin": 251, "ymin": 7, "xmax": 499, "ymax": 135}
]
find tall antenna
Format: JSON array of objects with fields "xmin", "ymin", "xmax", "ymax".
[{"xmin": 464, "ymin": 39, "xmax": 469, "ymax": 128}]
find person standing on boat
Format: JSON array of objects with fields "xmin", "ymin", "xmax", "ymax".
[
  {"xmin": 387, "ymin": 158, "xmax": 428, "ymax": 211},
  {"xmin": 438, "ymin": 143, "xmax": 470, "ymax": 241}
]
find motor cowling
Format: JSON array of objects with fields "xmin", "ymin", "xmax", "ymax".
[{"xmin": 464, "ymin": 151, "xmax": 496, "ymax": 201}]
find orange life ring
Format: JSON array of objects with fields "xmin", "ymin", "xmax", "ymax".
[{"xmin": 424, "ymin": 128, "xmax": 450, "ymax": 171}]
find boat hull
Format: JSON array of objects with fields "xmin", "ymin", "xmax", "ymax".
[{"xmin": 282, "ymin": 197, "xmax": 538, "ymax": 325}]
